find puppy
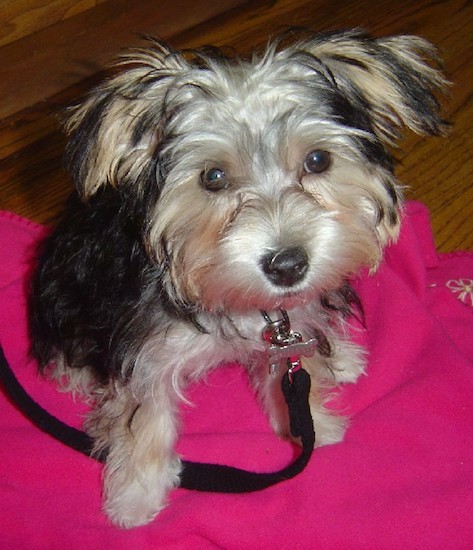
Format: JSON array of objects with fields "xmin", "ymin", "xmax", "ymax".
[{"xmin": 30, "ymin": 30, "xmax": 447, "ymax": 527}]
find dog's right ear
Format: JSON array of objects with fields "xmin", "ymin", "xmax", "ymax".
[{"xmin": 64, "ymin": 39, "xmax": 188, "ymax": 200}]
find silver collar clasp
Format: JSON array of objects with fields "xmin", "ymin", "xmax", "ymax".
[{"xmin": 261, "ymin": 309, "xmax": 318, "ymax": 381}]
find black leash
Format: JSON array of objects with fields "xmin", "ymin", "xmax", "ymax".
[{"xmin": 0, "ymin": 310, "xmax": 316, "ymax": 493}]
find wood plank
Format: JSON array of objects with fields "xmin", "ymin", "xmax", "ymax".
[
  {"xmin": 0, "ymin": 0, "xmax": 251, "ymax": 119},
  {"xmin": 0, "ymin": 0, "xmax": 100, "ymax": 47}
]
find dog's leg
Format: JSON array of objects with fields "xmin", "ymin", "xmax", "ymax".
[
  {"xmin": 88, "ymin": 387, "xmax": 181, "ymax": 528},
  {"xmin": 306, "ymin": 390, "xmax": 348, "ymax": 446},
  {"xmin": 301, "ymin": 337, "xmax": 367, "ymax": 446},
  {"xmin": 320, "ymin": 337, "xmax": 367, "ymax": 384},
  {"xmin": 252, "ymin": 355, "xmax": 351, "ymax": 448},
  {"xmin": 251, "ymin": 363, "xmax": 292, "ymax": 440}
]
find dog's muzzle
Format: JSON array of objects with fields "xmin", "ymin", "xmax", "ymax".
[{"xmin": 261, "ymin": 246, "xmax": 309, "ymax": 287}]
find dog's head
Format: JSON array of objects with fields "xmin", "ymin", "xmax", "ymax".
[{"xmin": 65, "ymin": 30, "xmax": 447, "ymax": 313}]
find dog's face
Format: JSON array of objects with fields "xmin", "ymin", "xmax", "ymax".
[{"xmin": 65, "ymin": 31, "xmax": 446, "ymax": 314}]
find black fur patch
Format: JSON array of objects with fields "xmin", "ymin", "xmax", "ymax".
[{"xmin": 29, "ymin": 190, "xmax": 198, "ymax": 382}]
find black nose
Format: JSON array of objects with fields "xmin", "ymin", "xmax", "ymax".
[{"xmin": 261, "ymin": 246, "xmax": 309, "ymax": 287}]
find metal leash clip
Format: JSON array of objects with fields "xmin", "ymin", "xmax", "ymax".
[{"xmin": 261, "ymin": 309, "xmax": 318, "ymax": 382}]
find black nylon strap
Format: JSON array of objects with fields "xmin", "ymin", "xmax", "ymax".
[{"xmin": 0, "ymin": 343, "xmax": 315, "ymax": 492}]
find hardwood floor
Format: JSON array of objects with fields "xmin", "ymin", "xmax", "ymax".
[{"xmin": 0, "ymin": 0, "xmax": 472, "ymax": 252}]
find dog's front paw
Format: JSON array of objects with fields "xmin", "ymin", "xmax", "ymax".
[
  {"xmin": 311, "ymin": 407, "xmax": 348, "ymax": 446},
  {"xmin": 324, "ymin": 341, "xmax": 367, "ymax": 384},
  {"xmin": 104, "ymin": 456, "xmax": 182, "ymax": 528}
]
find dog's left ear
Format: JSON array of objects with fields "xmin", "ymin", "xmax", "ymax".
[{"xmin": 301, "ymin": 30, "xmax": 449, "ymax": 143}]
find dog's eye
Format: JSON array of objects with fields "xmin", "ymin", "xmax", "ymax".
[
  {"xmin": 303, "ymin": 150, "xmax": 331, "ymax": 174},
  {"xmin": 201, "ymin": 167, "xmax": 228, "ymax": 191}
]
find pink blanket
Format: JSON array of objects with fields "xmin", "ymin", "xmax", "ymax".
[{"xmin": 1, "ymin": 202, "xmax": 472, "ymax": 549}]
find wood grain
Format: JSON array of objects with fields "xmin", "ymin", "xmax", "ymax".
[
  {"xmin": 0, "ymin": 0, "xmax": 471, "ymax": 252},
  {"xmin": 0, "ymin": 0, "xmax": 102, "ymax": 47},
  {"xmin": 0, "ymin": 0, "xmax": 248, "ymax": 119}
]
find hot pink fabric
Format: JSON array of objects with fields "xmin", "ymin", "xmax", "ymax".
[{"xmin": 1, "ymin": 202, "xmax": 472, "ymax": 549}]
